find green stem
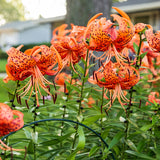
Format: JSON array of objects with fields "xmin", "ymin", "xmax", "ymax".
[
  {"xmin": 33, "ymin": 94, "xmax": 37, "ymax": 160},
  {"xmin": 10, "ymin": 80, "xmax": 20, "ymax": 108},
  {"xmin": 60, "ymin": 74, "xmax": 73, "ymax": 138},
  {"xmin": 135, "ymin": 33, "xmax": 143, "ymax": 69},
  {"xmin": 122, "ymin": 33, "xmax": 143, "ymax": 159},
  {"xmin": 100, "ymin": 87, "xmax": 105, "ymax": 159},
  {"xmin": 78, "ymin": 49, "xmax": 89, "ymax": 115},
  {"xmin": 72, "ymin": 49, "xmax": 90, "ymax": 150}
]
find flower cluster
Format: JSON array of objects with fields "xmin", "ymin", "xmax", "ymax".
[
  {"xmin": 0, "ymin": 103, "xmax": 24, "ymax": 153},
  {"xmin": 3, "ymin": 6, "xmax": 160, "ymax": 111},
  {"xmin": 3, "ymin": 45, "xmax": 62, "ymax": 106},
  {"xmin": 1, "ymin": 6, "xmax": 160, "ymax": 140}
]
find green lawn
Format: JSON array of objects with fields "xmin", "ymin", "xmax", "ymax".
[
  {"xmin": 0, "ymin": 78, "xmax": 9, "ymax": 102},
  {"xmin": 0, "ymin": 59, "xmax": 7, "ymax": 73},
  {"xmin": 0, "ymin": 77, "xmax": 18, "ymax": 103}
]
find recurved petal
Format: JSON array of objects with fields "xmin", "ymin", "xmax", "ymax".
[
  {"xmin": 145, "ymin": 25, "xmax": 160, "ymax": 51},
  {"xmin": 111, "ymin": 14, "xmax": 134, "ymax": 51},
  {"xmin": 0, "ymin": 103, "xmax": 13, "ymax": 124},
  {"xmin": 8, "ymin": 110, "xmax": 24, "ymax": 132}
]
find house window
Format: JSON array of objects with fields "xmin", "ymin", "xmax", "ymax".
[
  {"xmin": 129, "ymin": 11, "xmax": 159, "ymax": 30},
  {"xmin": 134, "ymin": 16, "xmax": 149, "ymax": 24}
]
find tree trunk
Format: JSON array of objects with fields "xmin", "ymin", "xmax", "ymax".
[{"xmin": 66, "ymin": 0, "xmax": 112, "ymax": 26}]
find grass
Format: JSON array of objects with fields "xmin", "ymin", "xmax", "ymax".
[
  {"xmin": 0, "ymin": 59, "xmax": 8, "ymax": 102},
  {"xmin": 0, "ymin": 59, "xmax": 7, "ymax": 73},
  {"xmin": 0, "ymin": 77, "xmax": 18, "ymax": 103},
  {"xmin": 0, "ymin": 78, "xmax": 9, "ymax": 102}
]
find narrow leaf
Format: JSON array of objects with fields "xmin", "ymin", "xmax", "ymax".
[
  {"xmin": 107, "ymin": 132, "xmax": 124, "ymax": 151},
  {"xmin": 67, "ymin": 126, "xmax": 85, "ymax": 160},
  {"xmin": 125, "ymin": 150, "xmax": 155, "ymax": 160},
  {"xmin": 133, "ymin": 42, "xmax": 139, "ymax": 53},
  {"xmin": 140, "ymin": 51, "xmax": 147, "ymax": 59}
]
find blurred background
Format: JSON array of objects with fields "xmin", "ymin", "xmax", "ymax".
[
  {"xmin": 0, "ymin": 0, "xmax": 159, "ymax": 52},
  {"xmin": 0, "ymin": 0, "xmax": 159, "ymax": 102}
]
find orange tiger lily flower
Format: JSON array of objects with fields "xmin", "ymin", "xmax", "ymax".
[
  {"xmin": 0, "ymin": 103, "xmax": 24, "ymax": 152},
  {"xmin": 145, "ymin": 25, "xmax": 160, "ymax": 52},
  {"xmin": 54, "ymin": 72, "xmax": 72, "ymax": 93},
  {"xmin": 70, "ymin": 24, "xmax": 86, "ymax": 42},
  {"xmin": 146, "ymin": 92, "xmax": 160, "ymax": 105},
  {"xmin": 84, "ymin": 7, "xmax": 134, "ymax": 51},
  {"xmin": 3, "ymin": 45, "xmax": 36, "ymax": 83},
  {"xmin": 54, "ymin": 72, "xmax": 81, "ymax": 93},
  {"xmin": 4, "ymin": 45, "xmax": 62, "ymax": 107},
  {"xmin": 84, "ymin": 7, "xmax": 134, "ymax": 63},
  {"xmin": 85, "ymin": 96, "xmax": 95, "ymax": 108},
  {"xmin": 51, "ymin": 24, "xmax": 87, "ymax": 72},
  {"xmin": 51, "ymin": 24, "xmax": 71, "ymax": 42},
  {"xmin": 134, "ymin": 23, "xmax": 150, "ymax": 34},
  {"xmin": 54, "ymin": 72, "xmax": 72, "ymax": 85},
  {"xmin": 89, "ymin": 61, "xmax": 140, "ymax": 111},
  {"xmin": 51, "ymin": 38, "xmax": 87, "ymax": 73},
  {"xmin": 0, "ymin": 103, "xmax": 24, "ymax": 136},
  {"xmin": 29, "ymin": 45, "xmax": 63, "ymax": 75}
]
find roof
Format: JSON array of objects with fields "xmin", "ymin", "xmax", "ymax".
[
  {"xmin": 0, "ymin": 15, "xmax": 65, "ymax": 32},
  {"xmin": 112, "ymin": 0, "xmax": 160, "ymax": 13}
]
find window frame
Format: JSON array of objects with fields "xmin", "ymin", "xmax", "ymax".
[{"xmin": 129, "ymin": 11, "xmax": 159, "ymax": 30}]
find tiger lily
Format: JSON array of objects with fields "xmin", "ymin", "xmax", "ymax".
[
  {"xmin": 54, "ymin": 72, "xmax": 81, "ymax": 93},
  {"xmin": 3, "ymin": 45, "xmax": 36, "ymax": 83},
  {"xmin": 0, "ymin": 103, "xmax": 24, "ymax": 152},
  {"xmin": 146, "ymin": 92, "xmax": 160, "ymax": 105},
  {"xmin": 51, "ymin": 24, "xmax": 87, "ymax": 72},
  {"xmin": 4, "ymin": 45, "xmax": 62, "ymax": 106},
  {"xmin": 84, "ymin": 7, "xmax": 134, "ymax": 64},
  {"xmin": 145, "ymin": 25, "xmax": 160, "ymax": 52},
  {"xmin": 51, "ymin": 24, "xmax": 71, "ymax": 42},
  {"xmin": 89, "ymin": 61, "xmax": 140, "ymax": 111}
]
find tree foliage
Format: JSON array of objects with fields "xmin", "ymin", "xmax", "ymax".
[{"xmin": 0, "ymin": 0, "xmax": 25, "ymax": 22}]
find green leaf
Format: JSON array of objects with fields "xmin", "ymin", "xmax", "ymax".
[
  {"xmin": 106, "ymin": 132, "xmax": 124, "ymax": 152},
  {"xmin": 27, "ymin": 140, "xmax": 34, "ymax": 154},
  {"xmin": 140, "ymin": 124, "xmax": 152, "ymax": 132},
  {"xmin": 23, "ymin": 128, "xmax": 32, "ymax": 139},
  {"xmin": 140, "ymin": 51, "xmax": 147, "ymax": 59},
  {"xmin": 82, "ymin": 115, "xmax": 102, "ymax": 125},
  {"xmin": 87, "ymin": 63, "xmax": 96, "ymax": 69},
  {"xmin": 137, "ymin": 140, "xmax": 146, "ymax": 152},
  {"xmin": 40, "ymin": 133, "xmax": 72, "ymax": 146},
  {"xmin": 75, "ymin": 63, "xmax": 84, "ymax": 74},
  {"xmin": 70, "ymin": 85, "xmax": 81, "ymax": 93},
  {"xmin": 125, "ymin": 150, "xmax": 155, "ymax": 160},
  {"xmin": 152, "ymin": 115, "xmax": 159, "ymax": 125},
  {"xmin": 89, "ymin": 146, "xmax": 99, "ymax": 157},
  {"xmin": 125, "ymin": 139, "xmax": 137, "ymax": 151},
  {"xmin": 81, "ymin": 57, "xmax": 87, "ymax": 65},
  {"xmin": 67, "ymin": 126, "xmax": 85, "ymax": 160},
  {"xmin": 133, "ymin": 42, "xmax": 139, "ymax": 54}
]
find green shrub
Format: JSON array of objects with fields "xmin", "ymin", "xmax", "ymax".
[
  {"xmin": 0, "ymin": 49, "xmax": 8, "ymax": 59},
  {"xmin": 13, "ymin": 42, "xmax": 51, "ymax": 52}
]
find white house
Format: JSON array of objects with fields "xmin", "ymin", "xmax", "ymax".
[
  {"xmin": 0, "ymin": 15, "xmax": 65, "ymax": 51},
  {"xmin": 112, "ymin": 0, "xmax": 160, "ymax": 31}
]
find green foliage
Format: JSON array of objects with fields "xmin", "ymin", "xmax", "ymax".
[
  {"xmin": 0, "ymin": 0, "xmax": 25, "ymax": 22},
  {"xmin": 13, "ymin": 42, "xmax": 51, "ymax": 52},
  {"xmin": 0, "ymin": 59, "xmax": 7, "ymax": 72},
  {"xmin": 0, "ymin": 49, "xmax": 8, "ymax": 59}
]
